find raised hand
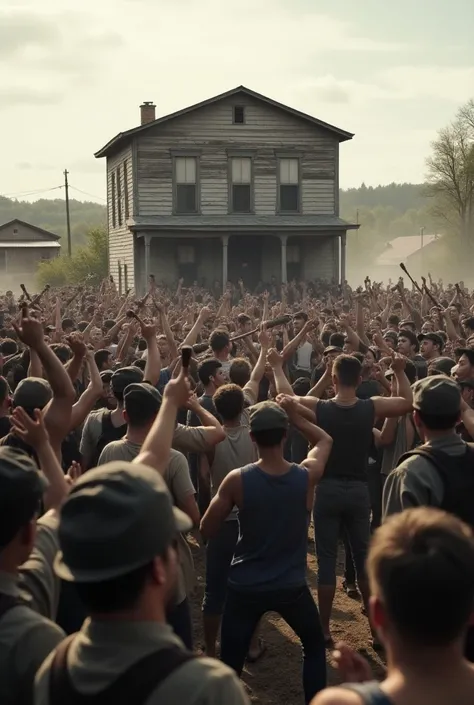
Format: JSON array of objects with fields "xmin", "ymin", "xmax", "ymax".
[
  {"xmin": 267, "ymin": 347, "xmax": 283, "ymax": 368},
  {"xmin": 12, "ymin": 305, "xmax": 45, "ymax": 350},
  {"xmin": 11, "ymin": 407, "xmax": 49, "ymax": 449}
]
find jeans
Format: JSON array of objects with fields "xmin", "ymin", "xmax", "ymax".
[
  {"xmin": 202, "ymin": 520, "xmax": 238, "ymax": 615},
  {"xmin": 167, "ymin": 598, "xmax": 193, "ymax": 650},
  {"xmin": 221, "ymin": 585, "xmax": 326, "ymax": 703},
  {"xmin": 314, "ymin": 479, "xmax": 371, "ymax": 586}
]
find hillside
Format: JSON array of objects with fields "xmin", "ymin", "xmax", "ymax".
[
  {"xmin": 0, "ymin": 182, "xmax": 436, "ymax": 252},
  {"xmin": 0, "ymin": 196, "xmax": 106, "ymax": 248}
]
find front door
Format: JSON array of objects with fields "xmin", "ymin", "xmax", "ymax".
[{"xmin": 228, "ymin": 236, "xmax": 262, "ymax": 289}]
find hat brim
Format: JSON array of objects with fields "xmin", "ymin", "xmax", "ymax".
[{"xmin": 54, "ymin": 506, "xmax": 193, "ymax": 583}]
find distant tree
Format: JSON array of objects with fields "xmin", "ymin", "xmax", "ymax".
[
  {"xmin": 426, "ymin": 99, "xmax": 474, "ymax": 241},
  {"xmin": 37, "ymin": 226, "xmax": 108, "ymax": 288}
]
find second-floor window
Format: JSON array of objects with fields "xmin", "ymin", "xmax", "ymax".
[
  {"xmin": 279, "ymin": 158, "xmax": 300, "ymax": 212},
  {"xmin": 175, "ymin": 157, "xmax": 198, "ymax": 214},
  {"xmin": 230, "ymin": 157, "xmax": 252, "ymax": 213}
]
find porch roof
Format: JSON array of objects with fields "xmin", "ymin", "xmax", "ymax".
[{"xmin": 129, "ymin": 215, "xmax": 358, "ymax": 233}]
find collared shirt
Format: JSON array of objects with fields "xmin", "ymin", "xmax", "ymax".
[
  {"xmin": 0, "ymin": 513, "xmax": 65, "ymax": 705},
  {"xmin": 383, "ymin": 433, "xmax": 467, "ymax": 519},
  {"xmin": 35, "ymin": 619, "xmax": 249, "ymax": 705}
]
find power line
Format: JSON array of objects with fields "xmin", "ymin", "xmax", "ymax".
[
  {"xmin": 69, "ymin": 185, "xmax": 106, "ymax": 202},
  {"xmin": 0, "ymin": 185, "xmax": 63, "ymax": 199}
]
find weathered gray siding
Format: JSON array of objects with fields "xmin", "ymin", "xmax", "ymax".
[
  {"xmin": 0, "ymin": 222, "xmax": 57, "ymax": 242},
  {"xmin": 301, "ymin": 236, "xmax": 339, "ymax": 281},
  {"xmin": 135, "ymin": 95, "xmax": 336, "ymax": 217},
  {"xmin": 106, "ymin": 145, "xmax": 134, "ymax": 286}
]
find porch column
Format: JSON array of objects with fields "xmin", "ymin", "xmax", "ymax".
[
  {"xmin": 144, "ymin": 234, "xmax": 151, "ymax": 293},
  {"xmin": 279, "ymin": 235, "xmax": 288, "ymax": 284},
  {"xmin": 340, "ymin": 233, "xmax": 347, "ymax": 285},
  {"xmin": 222, "ymin": 235, "xmax": 229, "ymax": 293}
]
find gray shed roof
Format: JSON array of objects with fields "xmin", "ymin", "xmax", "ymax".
[
  {"xmin": 95, "ymin": 86, "xmax": 354, "ymax": 158},
  {"xmin": 129, "ymin": 214, "xmax": 358, "ymax": 233}
]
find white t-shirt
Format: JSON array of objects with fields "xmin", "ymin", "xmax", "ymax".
[{"xmin": 295, "ymin": 341, "xmax": 313, "ymax": 371}]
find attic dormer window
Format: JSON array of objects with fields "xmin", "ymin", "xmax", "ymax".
[
  {"xmin": 13, "ymin": 228, "xmax": 18, "ymax": 234},
  {"xmin": 233, "ymin": 106, "xmax": 245, "ymax": 124}
]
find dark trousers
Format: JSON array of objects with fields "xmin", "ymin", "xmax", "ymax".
[
  {"xmin": 314, "ymin": 479, "xmax": 371, "ymax": 586},
  {"xmin": 167, "ymin": 598, "xmax": 193, "ymax": 650},
  {"xmin": 221, "ymin": 585, "xmax": 326, "ymax": 703},
  {"xmin": 202, "ymin": 520, "xmax": 239, "ymax": 615}
]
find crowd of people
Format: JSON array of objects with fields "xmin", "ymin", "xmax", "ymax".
[{"xmin": 1, "ymin": 273, "xmax": 474, "ymax": 705}]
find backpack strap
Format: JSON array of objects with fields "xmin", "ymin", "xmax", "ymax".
[
  {"xmin": 49, "ymin": 635, "xmax": 196, "ymax": 705},
  {"xmin": 397, "ymin": 444, "xmax": 474, "ymax": 475},
  {"xmin": 342, "ymin": 682, "xmax": 393, "ymax": 705}
]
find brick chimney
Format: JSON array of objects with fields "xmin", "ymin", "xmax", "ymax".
[{"xmin": 140, "ymin": 101, "xmax": 156, "ymax": 125}]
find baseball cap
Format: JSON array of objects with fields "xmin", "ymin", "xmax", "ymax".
[
  {"xmin": 417, "ymin": 332, "xmax": 444, "ymax": 350},
  {"xmin": 412, "ymin": 375, "xmax": 461, "ymax": 416},
  {"xmin": 428, "ymin": 357, "xmax": 456, "ymax": 377},
  {"xmin": 324, "ymin": 346, "xmax": 343, "ymax": 355},
  {"xmin": 111, "ymin": 366, "xmax": 144, "ymax": 397},
  {"xmin": 13, "ymin": 377, "xmax": 52, "ymax": 411},
  {"xmin": 0, "ymin": 447, "xmax": 48, "ymax": 550},
  {"xmin": 249, "ymin": 401, "xmax": 289, "ymax": 433},
  {"xmin": 55, "ymin": 462, "xmax": 192, "ymax": 583},
  {"xmin": 123, "ymin": 383, "xmax": 162, "ymax": 419},
  {"xmin": 383, "ymin": 331, "xmax": 398, "ymax": 343}
]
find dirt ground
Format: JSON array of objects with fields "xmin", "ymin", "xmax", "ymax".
[{"xmin": 188, "ymin": 528, "xmax": 385, "ymax": 704}]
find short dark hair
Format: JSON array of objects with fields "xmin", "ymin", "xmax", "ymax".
[
  {"xmin": 0, "ymin": 338, "xmax": 18, "ymax": 357},
  {"xmin": 77, "ymin": 321, "xmax": 89, "ymax": 332},
  {"xmin": 74, "ymin": 561, "xmax": 156, "ymax": 613},
  {"xmin": 368, "ymin": 508, "xmax": 474, "ymax": 646},
  {"xmin": 133, "ymin": 359, "xmax": 146, "ymax": 372},
  {"xmin": 125, "ymin": 395, "xmax": 160, "ymax": 428},
  {"xmin": 398, "ymin": 329, "xmax": 419, "ymax": 352},
  {"xmin": 333, "ymin": 354, "xmax": 362, "ymax": 388},
  {"xmin": 94, "ymin": 349, "xmax": 111, "ymax": 370},
  {"xmin": 251, "ymin": 428, "xmax": 286, "ymax": 448},
  {"xmin": 198, "ymin": 358, "xmax": 222, "ymax": 386},
  {"xmin": 209, "ymin": 330, "xmax": 230, "ymax": 354},
  {"xmin": 463, "ymin": 317, "xmax": 474, "ymax": 332},
  {"xmin": 61, "ymin": 318, "xmax": 75, "ymax": 331},
  {"xmin": 292, "ymin": 377, "xmax": 311, "ymax": 396},
  {"xmin": 417, "ymin": 410, "xmax": 460, "ymax": 430},
  {"xmin": 51, "ymin": 343, "xmax": 72, "ymax": 364},
  {"xmin": 229, "ymin": 358, "xmax": 251, "ymax": 387},
  {"xmin": 294, "ymin": 311, "xmax": 308, "ymax": 322},
  {"xmin": 329, "ymin": 333, "xmax": 345, "ymax": 349},
  {"xmin": 213, "ymin": 384, "xmax": 244, "ymax": 421},
  {"xmin": 388, "ymin": 314, "xmax": 400, "ymax": 326}
]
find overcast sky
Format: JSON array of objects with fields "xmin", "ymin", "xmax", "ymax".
[{"xmin": 1, "ymin": 0, "xmax": 473, "ymax": 203}]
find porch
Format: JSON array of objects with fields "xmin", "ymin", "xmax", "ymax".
[{"xmin": 131, "ymin": 231, "xmax": 348, "ymax": 294}]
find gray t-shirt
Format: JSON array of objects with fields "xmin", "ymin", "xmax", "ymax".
[
  {"xmin": 98, "ymin": 440, "xmax": 196, "ymax": 603},
  {"xmin": 383, "ymin": 433, "xmax": 467, "ymax": 519}
]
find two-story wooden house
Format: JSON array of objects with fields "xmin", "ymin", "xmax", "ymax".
[{"xmin": 95, "ymin": 86, "xmax": 357, "ymax": 294}]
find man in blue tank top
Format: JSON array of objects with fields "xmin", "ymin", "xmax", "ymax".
[{"xmin": 201, "ymin": 397, "xmax": 333, "ymax": 703}]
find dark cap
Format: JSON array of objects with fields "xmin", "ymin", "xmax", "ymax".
[
  {"xmin": 428, "ymin": 357, "xmax": 456, "ymax": 376},
  {"xmin": 417, "ymin": 332, "xmax": 444, "ymax": 350},
  {"xmin": 455, "ymin": 348, "xmax": 474, "ymax": 366},
  {"xmin": 249, "ymin": 401, "xmax": 289, "ymax": 433},
  {"xmin": 0, "ymin": 447, "xmax": 48, "ymax": 550},
  {"xmin": 383, "ymin": 331, "xmax": 398, "ymax": 342},
  {"xmin": 324, "ymin": 346, "xmax": 343, "ymax": 355},
  {"xmin": 111, "ymin": 366, "xmax": 144, "ymax": 396},
  {"xmin": 123, "ymin": 383, "xmax": 162, "ymax": 415},
  {"xmin": 412, "ymin": 375, "xmax": 461, "ymax": 416},
  {"xmin": 398, "ymin": 329, "xmax": 418, "ymax": 348},
  {"xmin": 13, "ymin": 377, "xmax": 52, "ymax": 411},
  {"xmin": 55, "ymin": 461, "xmax": 192, "ymax": 583}
]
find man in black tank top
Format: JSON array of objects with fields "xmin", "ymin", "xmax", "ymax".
[
  {"xmin": 292, "ymin": 354, "xmax": 413, "ymax": 645},
  {"xmin": 311, "ymin": 508, "xmax": 474, "ymax": 705}
]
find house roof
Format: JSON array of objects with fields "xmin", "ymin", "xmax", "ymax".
[
  {"xmin": 375, "ymin": 234, "xmax": 438, "ymax": 266},
  {"xmin": 95, "ymin": 86, "xmax": 354, "ymax": 158},
  {"xmin": 0, "ymin": 219, "xmax": 61, "ymax": 241},
  {"xmin": 129, "ymin": 214, "xmax": 359, "ymax": 233},
  {"xmin": 0, "ymin": 241, "xmax": 60, "ymax": 249}
]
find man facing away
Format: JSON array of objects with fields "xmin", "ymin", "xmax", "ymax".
[
  {"xmin": 35, "ymin": 371, "xmax": 249, "ymax": 705},
  {"xmin": 311, "ymin": 507, "xmax": 474, "ymax": 705},
  {"xmin": 201, "ymin": 397, "xmax": 333, "ymax": 703},
  {"xmin": 286, "ymin": 353, "xmax": 413, "ymax": 646}
]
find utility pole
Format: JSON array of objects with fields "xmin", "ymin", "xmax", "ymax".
[{"xmin": 64, "ymin": 169, "xmax": 72, "ymax": 256}]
